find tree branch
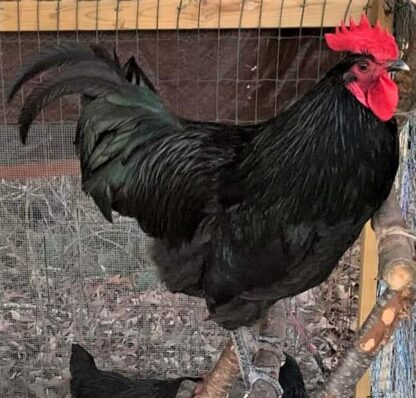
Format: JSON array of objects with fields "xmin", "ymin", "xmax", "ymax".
[
  {"xmin": 194, "ymin": 339, "xmax": 240, "ymax": 398},
  {"xmin": 316, "ymin": 189, "xmax": 416, "ymax": 397}
]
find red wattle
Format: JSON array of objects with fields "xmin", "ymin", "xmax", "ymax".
[
  {"xmin": 367, "ymin": 74, "xmax": 398, "ymax": 122},
  {"xmin": 347, "ymin": 74, "xmax": 398, "ymax": 122}
]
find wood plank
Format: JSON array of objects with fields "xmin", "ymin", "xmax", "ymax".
[
  {"xmin": 0, "ymin": 160, "xmax": 80, "ymax": 179},
  {"xmin": 0, "ymin": 0, "xmax": 369, "ymax": 32},
  {"xmin": 355, "ymin": 221, "xmax": 379, "ymax": 398}
]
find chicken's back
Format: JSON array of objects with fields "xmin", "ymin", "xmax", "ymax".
[
  {"xmin": 70, "ymin": 344, "xmax": 136, "ymax": 398},
  {"xmin": 70, "ymin": 344, "xmax": 201, "ymax": 398}
]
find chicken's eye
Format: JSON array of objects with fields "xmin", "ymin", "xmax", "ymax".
[{"xmin": 357, "ymin": 62, "xmax": 369, "ymax": 73}]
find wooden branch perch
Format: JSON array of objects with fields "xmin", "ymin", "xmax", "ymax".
[{"xmin": 317, "ymin": 189, "xmax": 416, "ymax": 397}]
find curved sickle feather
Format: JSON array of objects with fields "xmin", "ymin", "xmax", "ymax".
[
  {"xmin": 19, "ymin": 68, "xmax": 121, "ymax": 143},
  {"xmin": 7, "ymin": 43, "xmax": 124, "ymax": 102}
]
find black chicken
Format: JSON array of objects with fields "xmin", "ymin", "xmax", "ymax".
[
  {"xmin": 70, "ymin": 344, "xmax": 201, "ymax": 398},
  {"xmin": 8, "ymin": 15, "xmax": 409, "ymax": 395},
  {"xmin": 70, "ymin": 344, "xmax": 308, "ymax": 398},
  {"xmin": 279, "ymin": 353, "xmax": 309, "ymax": 398}
]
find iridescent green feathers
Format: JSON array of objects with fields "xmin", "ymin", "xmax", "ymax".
[{"xmin": 7, "ymin": 44, "xmax": 240, "ymax": 247}]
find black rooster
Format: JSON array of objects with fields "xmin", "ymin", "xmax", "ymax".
[
  {"xmin": 8, "ymin": 15, "xmax": 409, "ymax": 395},
  {"xmin": 70, "ymin": 344, "xmax": 201, "ymax": 398}
]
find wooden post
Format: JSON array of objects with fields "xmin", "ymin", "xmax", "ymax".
[{"xmin": 355, "ymin": 222, "xmax": 379, "ymax": 398}]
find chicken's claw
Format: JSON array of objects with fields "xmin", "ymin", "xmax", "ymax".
[{"xmin": 231, "ymin": 328, "xmax": 284, "ymax": 398}]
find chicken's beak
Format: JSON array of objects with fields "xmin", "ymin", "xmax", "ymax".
[{"xmin": 387, "ymin": 59, "xmax": 410, "ymax": 72}]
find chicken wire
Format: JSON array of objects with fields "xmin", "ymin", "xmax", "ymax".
[{"xmin": 0, "ymin": 1, "xmax": 410, "ymax": 397}]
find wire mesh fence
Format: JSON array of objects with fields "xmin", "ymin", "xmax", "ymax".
[{"xmin": 0, "ymin": 1, "xmax": 414, "ymax": 397}]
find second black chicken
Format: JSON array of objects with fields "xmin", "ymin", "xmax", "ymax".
[{"xmin": 70, "ymin": 344, "xmax": 202, "ymax": 398}]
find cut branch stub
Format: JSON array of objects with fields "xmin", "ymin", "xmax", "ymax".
[
  {"xmin": 372, "ymin": 188, "xmax": 416, "ymax": 290},
  {"xmin": 358, "ymin": 287, "xmax": 415, "ymax": 354}
]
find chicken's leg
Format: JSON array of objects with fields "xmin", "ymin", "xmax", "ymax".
[{"xmin": 231, "ymin": 327, "xmax": 284, "ymax": 397}]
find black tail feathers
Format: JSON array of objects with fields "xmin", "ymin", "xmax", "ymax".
[{"xmin": 7, "ymin": 43, "xmax": 154, "ymax": 145}]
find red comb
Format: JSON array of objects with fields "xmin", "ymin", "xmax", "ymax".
[{"xmin": 324, "ymin": 14, "xmax": 399, "ymax": 61}]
